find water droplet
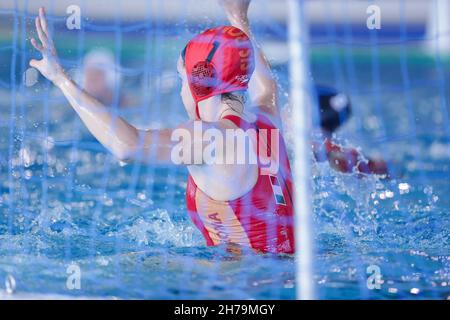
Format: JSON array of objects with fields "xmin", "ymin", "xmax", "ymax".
[
  {"xmin": 137, "ymin": 192, "xmax": 147, "ymax": 200},
  {"xmin": 410, "ymin": 288, "xmax": 420, "ymax": 295},
  {"xmin": 393, "ymin": 201, "xmax": 400, "ymax": 210},
  {"xmin": 119, "ymin": 160, "xmax": 128, "ymax": 167},
  {"xmin": 24, "ymin": 170, "xmax": 33, "ymax": 180},
  {"xmin": 385, "ymin": 190, "xmax": 394, "ymax": 198},
  {"xmin": 44, "ymin": 136, "xmax": 55, "ymax": 151},
  {"xmin": 388, "ymin": 287, "xmax": 398, "ymax": 294},
  {"xmin": 398, "ymin": 182, "xmax": 410, "ymax": 194},
  {"xmin": 423, "ymin": 186, "xmax": 433, "ymax": 195},
  {"xmin": 19, "ymin": 148, "xmax": 33, "ymax": 167}
]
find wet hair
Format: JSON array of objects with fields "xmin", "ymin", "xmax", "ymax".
[
  {"xmin": 316, "ymin": 85, "xmax": 352, "ymax": 133},
  {"xmin": 181, "ymin": 46, "xmax": 187, "ymax": 63}
]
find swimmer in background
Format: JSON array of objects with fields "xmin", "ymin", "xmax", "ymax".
[
  {"xmin": 29, "ymin": 1, "xmax": 296, "ymax": 254},
  {"xmin": 79, "ymin": 48, "xmax": 128, "ymax": 107},
  {"xmin": 312, "ymin": 86, "xmax": 391, "ymax": 178}
]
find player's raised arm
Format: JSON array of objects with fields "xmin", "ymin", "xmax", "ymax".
[
  {"xmin": 29, "ymin": 7, "xmax": 176, "ymax": 164},
  {"xmin": 220, "ymin": 0, "xmax": 280, "ymax": 120}
]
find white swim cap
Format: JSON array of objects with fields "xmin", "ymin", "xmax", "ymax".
[{"xmin": 82, "ymin": 48, "xmax": 121, "ymax": 90}]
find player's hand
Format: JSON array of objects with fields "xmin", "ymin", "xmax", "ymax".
[
  {"xmin": 219, "ymin": 0, "xmax": 251, "ymax": 25},
  {"xmin": 29, "ymin": 7, "xmax": 65, "ymax": 85}
]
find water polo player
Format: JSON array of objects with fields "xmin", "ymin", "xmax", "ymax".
[
  {"xmin": 313, "ymin": 85, "xmax": 390, "ymax": 177},
  {"xmin": 79, "ymin": 48, "xmax": 125, "ymax": 107},
  {"xmin": 29, "ymin": 1, "xmax": 295, "ymax": 254}
]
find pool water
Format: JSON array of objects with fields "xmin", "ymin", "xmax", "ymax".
[{"xmin": 0, "ymin": 21, "xmax": 449, "ymax": 298}]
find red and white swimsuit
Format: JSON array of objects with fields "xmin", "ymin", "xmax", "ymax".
[{"xmin": 186, "ymin": 114, "xmax": 295, "ymax": 254}]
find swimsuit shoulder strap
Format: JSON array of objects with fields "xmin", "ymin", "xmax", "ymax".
[
  {"xmin": 224, "ymin": 112, "xmax": 278, "ymax": 129},
  {"xmin": 222, "ymin": 114, "xmax": 255, "ymax": 131}
]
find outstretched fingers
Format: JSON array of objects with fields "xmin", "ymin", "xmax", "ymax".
[
  {"xmin": 39, "ymin": 7, "xmax": 49, "ymax": 35},
  {"xmin": 30, "ymin": 38, "xmax": 43, "ymax": 52},
  {"xmin": 35, "ymin": 16, "xmax": 47, "ymax": 47}
]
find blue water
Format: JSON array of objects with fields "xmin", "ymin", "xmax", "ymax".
[
  {"xmin": 0, "ymin": 12, "xmax": 449, "ymax": 298},
  {"xmin": 0, "ymin": 61, "xmax": 449, "ymax": 299}
]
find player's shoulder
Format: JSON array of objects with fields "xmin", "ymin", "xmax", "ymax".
[{"xmin": 248, "ymin": 105, "xmax": 282, "ymax": 130}]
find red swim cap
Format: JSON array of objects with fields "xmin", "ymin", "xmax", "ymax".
[{"xmin": 182, "ymin": 26, "xmax": 255, "ymax": 119}]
